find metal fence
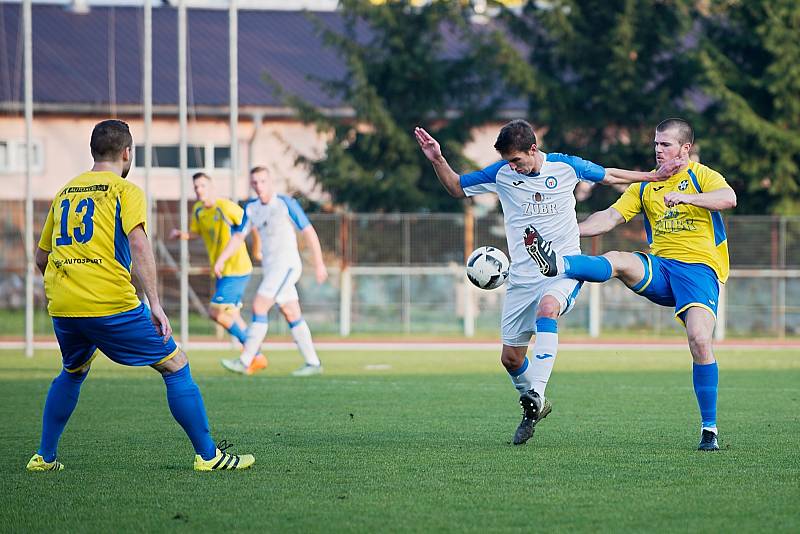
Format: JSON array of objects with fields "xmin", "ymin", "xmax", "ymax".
[{"xmin": 2, "ymin": 200, "xmax": 799, "ymax": 343}]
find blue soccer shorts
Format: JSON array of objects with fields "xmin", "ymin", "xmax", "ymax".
[
  {"xmin": 52, "ymin": 303, "xmax": 180, "ymax": 373},
  {"xmin": 211, "ymin": 274, "xmax": 250, "ymax": 306},
  {"xmin": 631, "ymin": 253, "xmax": 720, "ymax": 325}
]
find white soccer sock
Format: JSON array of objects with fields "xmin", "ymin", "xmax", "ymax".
[
  {"xmin": 530, "ymin": 318, "xmax": 559, "ymax": 396},
  {"xmin": 290, "ymin": 319, "xmax": 320, "ymax": 367},
  {"xmin": 508, "ymin": 357, "xmax": 538, "ymax": 395},
  {"xmin": 240, "ymin": 320, "xmax": 268, "ymax": 366}
]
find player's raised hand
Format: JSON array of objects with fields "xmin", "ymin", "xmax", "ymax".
[
  {"xmin": 168, "ymin": 228, "xmax": 183, "ymax": 240},
  {"xmin": 654, "ymin": 156, "xmax": 688, "ymax": 181},
  {"xmin": 414, "ymin": 127, "xmax": 443, "ymax": 162},
  {"xmin": 149, "ymin": 303, "xmax": 173, "ymax": 342}
]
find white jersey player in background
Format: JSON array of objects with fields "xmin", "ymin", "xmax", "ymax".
[
  {"xmin": 217, "ymin": 166, "xmax": 328, "ymax": 377},
  {"xmin": 415, "ymin": 120, "xmax": 682, "ymax": 444}
]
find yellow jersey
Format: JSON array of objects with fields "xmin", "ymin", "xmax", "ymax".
[
  {"xmin": 190, "ymin": 198, "xmax": 252, "ymax": 277},
  {"xmin": 611, "ymin": 161, "xmax": 731, "ymax": 282},
  {"xmin": 38, "ymin": 171, "xmax": 145, "ymax": 317}
]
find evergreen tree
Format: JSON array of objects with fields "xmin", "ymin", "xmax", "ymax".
[
  {"xmin": 501, "ymin": 0, "xmax": 697, "ymax": 210},
  {"xmin": 274, "ymin": 0, "xmax": 534, "ymax": 212},
  {"xmin": 693, "ymin": 0, "xmax": 800, "ymax": 214}
]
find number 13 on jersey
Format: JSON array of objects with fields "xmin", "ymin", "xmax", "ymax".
[{"xmin": 56, "ymin": 197, "xmax": 95, "ymax": 246}]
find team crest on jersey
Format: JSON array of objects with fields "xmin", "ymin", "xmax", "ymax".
[
  {"xmin": 678, "ymin": 180, "xmax": 689, "ymax": 191},
  {"xmin": 544, "ymin": 176, "xmax": 558, "ymax": 189}
]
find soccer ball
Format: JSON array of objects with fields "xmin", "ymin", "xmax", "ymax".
[{"xmin": 466, "ymin": 246, "xmax": 510, "ymax": 290}]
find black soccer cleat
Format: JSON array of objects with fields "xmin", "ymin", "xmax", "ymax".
[
  {"xmin": 697, "ymin": 429, "xmax": 720, "ymax": 451},
  {"xmin": 523, "ymin": 225, "xmax": 558, "ymax": 277},
  {"xmin": 512, "ymin": 389, "xmax": 553, "ymax": 445}
]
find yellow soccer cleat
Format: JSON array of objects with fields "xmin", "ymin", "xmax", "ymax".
[
  {"xmin": 26, "ymin": 453, "xmax": 64, "ymax": 472},
  {"xmin": 193, "ymin": 441, "xmax": 255, "ymax": 471},
  {"xmin": 248, "ymin": 353, "xmax": 268, "ymax": 375}
]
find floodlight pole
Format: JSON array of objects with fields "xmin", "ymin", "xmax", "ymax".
[
  {"xmin": 23, "ymin": 0, "xmax": 34, "ymax": 357},
  {"xmin": 178, "ymin": 0, "xmax": 189, "ymax": 347},
  {"xmin": 144, "ymin": 0, "xmax": 153, "ymax": 236},
  {"xmin": 229, "ymin": 0, "xmax": 239, "ymax": 200}
]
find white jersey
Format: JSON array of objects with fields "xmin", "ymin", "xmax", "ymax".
[
  {"xmin": 460, "ymin": 152, "xmax": 605, "ymax": 284},
  {"xmin": 236, "ymin": 194, "xmax": 311, "ymax": 269}
]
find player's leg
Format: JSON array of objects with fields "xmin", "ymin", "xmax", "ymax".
[
  {"xmin": 684, "ymin": 307, "xmax": 719, "ymax": 448},
  {"xmin": 154, "ymin": 352, "xmax": 254, "ymax": 470},
  {"xmin": 209, "ymin": 275, "xmax": 250, "ymax": 344},
  {"xmin": 670, "ymin": 262, "xmax": 721, "ymax": 451},
  {"xmin": 27, "ymin": 318, "xmax": 98, "ymax": 471},
  {"xmin": 221, "ymin": 288, "xmax": 273, "ymax": 375},
  {"xmin": 500, "ymin": 282, "xmax": 553, "ymax": 444},
  {"xmin": 524, "ymin": 226, "xmax": 645, "ymax": 286},
  {"xmin": 280, "ymin": 299, "xmax": 323, "ymax": 376}
]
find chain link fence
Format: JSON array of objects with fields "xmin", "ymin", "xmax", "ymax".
[{"xmin": 2, "ymin": 199, "xmax": 799, "ymax": 341}]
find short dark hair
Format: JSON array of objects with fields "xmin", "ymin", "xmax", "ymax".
[
  {"xmin": 656, "ymin": 118, "xmax": 694, "ymax": 146},
  {"xmin": 250, "ymin": 165, "xmax": 267, "ymax": 175},
  {"xmin": 192, "ymin": 172, "xmax": 211, "ymax": 181},
  {"xmin": 90, "ymin": 119, "xmax": 133, "ymax": 161},
  {"xmin": 494, "ymin": 119, "xmax": 538, "ymax": 154}
]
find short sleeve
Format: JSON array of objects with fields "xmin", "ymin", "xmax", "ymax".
[
  {"xmin": 120, "ymin": 183, "xmax": 147, "ymax": 235},
  {"xmin": 233, "ymin": 200, "xmax": 255, "ymax": 234},
  {"xmin": 220, "ymin": 199, "xmax": 245, "ymax": 226},
  {"xmin": 546, "ymin": 153, "xmax": 606, "ymax": 183},
  {"xmin": 190, "ymin": 202, "xmax": 202, "ymax": 233},
  {"xmin": 611, "ymin": 183, "xmax": 644, "ymax": 222},
  {"xmin": 280, "ymin": 195, "xmax": 311, "ymax": 230},
  {"xmin": 460, "ymin": 160, "xmax": 505, "ymax": 197},
  {"xmin": 699, "ymin": 167, "xmax": 729, "ymax": 193},
  {"xmin": 38, "ymin": 202, "xmax": 55, "ymax": 252}
]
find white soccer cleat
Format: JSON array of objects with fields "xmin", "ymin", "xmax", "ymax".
[
  {"xmin": 221, "ymin": 358, "xmax": 248, "ymax": 375},
  {"xmin": 291, "ymin": 364, "xmax": 323, "ymax": 377}
]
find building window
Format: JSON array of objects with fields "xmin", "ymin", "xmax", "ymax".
[
  {"xmin": 0, "ymin": 139, "xmax": 44, "ymax": 173},
  {"xmin": 134, "ymin": 144, "xmax": 232, "ymax": 169}
]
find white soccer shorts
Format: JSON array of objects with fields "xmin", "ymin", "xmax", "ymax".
[
  {"xmin": 501, "ymin": 275, "xmax": 583, "ymax": 347},
  {"xmin": 256, "ymin": 264, "xmax": 301, "ymax": 305}
]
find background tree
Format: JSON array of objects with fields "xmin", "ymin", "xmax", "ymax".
[
  {"xmin": 501, "ymin": 0, "xmax": 698, "ymax": 210},
  {"xmin": 273, "ymin": 0, "xmax": 535, "ymax": 212},
  {"xmin": 693, "ymin": 0, "xmax": 800, "ymax": 214}
]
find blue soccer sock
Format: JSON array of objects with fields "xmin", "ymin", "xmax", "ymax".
[
  {"xmin": 563, "ymin": 255, "xmax": 613, "ymax": 283},
  {"xmin": 38, "ymin": 369, "xmax": 88, "ymax": 462},
  {"xmin": 693, "ymin": 361, "xmax": 718, "ymax": 431},
  {"xmin": 227, "ymin": 322, "xmax": 247, "ymax": 344},
  {"xmin": 163, "ymin": 365, "xmax": 216, "ymax": 460}
]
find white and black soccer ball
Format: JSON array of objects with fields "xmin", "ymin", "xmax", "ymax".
[{"xmin": 466, "ymin": 246, "xmax": 510, "ymax": 290}]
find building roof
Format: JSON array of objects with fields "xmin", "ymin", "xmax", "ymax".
[
  {"xmin": 0, "ymin": 4, "xmax": 525, "ymax": 116},
  {"xmin": 0, "ymin": 5, "xmax": 356, "ymax": 114}
]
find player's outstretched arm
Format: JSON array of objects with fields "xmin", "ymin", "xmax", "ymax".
[
  {"xmin": 169, "ymin": 228, "xmax": 198, "ymax": 240},
  {"xmin": 129, "ymin": 225, "xmax": 172, "ymax": 341},
  {"xmin": 213, "ymin": 231, "xmax": 246, "ymax": 277},
  {"xmin": 301, "ymin": 225, "xmax": 328, "ymax": 284},
  {"xmin": 578, "ymin": 207, "xmax": 625, "ymax": 237},
  {"xmin": 664, "ymin": 187, "xmax": 737, "ymax": 210},
  {"xmin": 414, "ymin": 127, "xmax": 465, "ymax": 198},
  {"xmin": 603, "ymin": 156, "xmax": 688, "ymax": 185}
]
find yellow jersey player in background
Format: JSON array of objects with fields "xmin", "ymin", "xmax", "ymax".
[
  {"xmin": 170, "ymin": 173, "xmax": 266, "ymax": 374},
  {"xmin": 527, "ymin": 118, "xmax": 736, "ymax": 452},
  {"xmin": 26, "ymin": 119, "xmax": 254, "ymax": 472}
]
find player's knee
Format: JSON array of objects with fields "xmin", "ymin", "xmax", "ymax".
[
  {"xmin": 536, "ymin": 298, "xmax": 560, "ymax": 319},
  {"xmin": 500, "ymin": 348, "xmax": 526, "ymax": 370},
  {"xmin": 687, "ymin": 331, "xmax": 713, "ymax": 360},
  {"xmin": 153, "ymin": 350, "xmax": 189, "ymax": 375}
]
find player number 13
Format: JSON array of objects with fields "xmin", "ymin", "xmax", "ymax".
[{"xmin": 55, "ymin": 197, "xmax": 95, "ymax": 245}]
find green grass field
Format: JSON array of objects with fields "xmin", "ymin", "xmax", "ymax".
[{"xmin": 1, "ymin": 347, "xmax": 798, "ymax": 533}]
